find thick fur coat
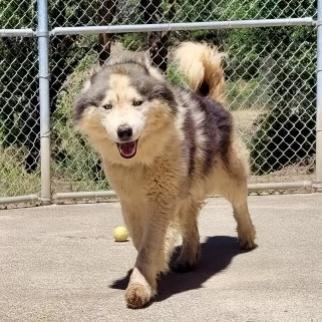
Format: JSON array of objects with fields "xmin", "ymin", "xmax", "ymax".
[{"xmin": 74, "ymin": 42, "xmax": 256, "ymax": 308}]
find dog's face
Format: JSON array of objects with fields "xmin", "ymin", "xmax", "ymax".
[{"xmin": 74, "ymin": 59, "xmax": 177, "ymax": 164}]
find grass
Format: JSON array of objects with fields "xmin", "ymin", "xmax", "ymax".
[
  {"xmin": 0, "ymin": 146, "xmax": 109, "ymax": 197},
  {"xmin": 0, "ymin": 147, "xmax": 40, "ymax": 197}
]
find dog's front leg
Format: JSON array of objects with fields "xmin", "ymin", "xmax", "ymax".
[{"xmin": 125, "ymin": 202, "xmax": 173, "ymax": 309}]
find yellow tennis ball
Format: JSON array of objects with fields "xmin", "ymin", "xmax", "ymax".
[{"xmin": 113, "ymin": 226, "xmax": 129, "ymax": 242}]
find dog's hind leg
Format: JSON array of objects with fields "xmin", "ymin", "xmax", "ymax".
[
  {"xmin": 211, "ymin": 140, "xmax": 257, "ymax": 249},
  {"xmin": 171, "ymin": 198, "xmax": 201, "ymax": 272},
  {"xmin": 229, "ymin": 182, "xmax": 256, "ymax": 250},
  {"xmin": 215, "ymin": 167, "xmax": 256, "ymax": 250}
]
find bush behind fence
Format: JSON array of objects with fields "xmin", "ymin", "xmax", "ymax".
[{"xmin": 0, "ymin": 0, "xmax": 318, "ymax": 198}]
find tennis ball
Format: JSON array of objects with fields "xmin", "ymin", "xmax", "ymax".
[{"xmin": 113, "ymin": 226, "xmax": 129, "ymax": 242}]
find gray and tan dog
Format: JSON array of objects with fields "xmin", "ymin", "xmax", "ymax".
[{"xmin": 74, "ymin": 42, "xmax": 256, "ymax": 309}]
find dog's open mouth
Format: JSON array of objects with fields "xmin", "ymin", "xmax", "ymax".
[{"xmin": 117, "ymin": 140, "xmax": 138, "ymax": 159}]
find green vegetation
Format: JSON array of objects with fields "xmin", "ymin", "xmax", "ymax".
[
  {"xmin": 0, "ymin": 147, "xmax": 40, "ymax": 196},
  {"xmin": 0, "ymin": 0, "xmax": 316, "ymax": 196},
  {"xmin": 220, "ymin": 0, "xmax": 315, "ymax": 162},
  {"xmin": 52, "ymin": 54, "xmax": 108, "ymax": 192}
]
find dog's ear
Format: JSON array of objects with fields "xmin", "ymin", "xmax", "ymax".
[
  {"xmin": 109, "ymin": 42, "xmax": 165, "ymax": 81},
  {"xmin": 108, "ymin": 43, "xmax": 147, "ymax": 65},
  {"xmin": 133, "ymin": 51, "xmax": 150, "ymax": 66},
  {"xmin": 80, "ymin": 64, "xmax": 101, "ymax": 93},
  {"xmin": 110, "ymin": 42, "xmax": 126, "ymax": 57},
  {"xmin": 144, "ymin": 57, "xmax": 164, "ymax": 81},
  {"xmin": 129, "ymin": 50, "xmax": 163, "ymax": 80}
]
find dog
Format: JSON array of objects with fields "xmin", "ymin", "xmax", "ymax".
[{"xmin": 74, "ymin": 42, "xmax": 256, "ymax": 309}]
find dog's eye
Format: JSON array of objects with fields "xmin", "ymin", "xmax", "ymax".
[
  {"xmin": 102, "ymin": 103, "xmax": 113, "ymax": 110},
  {"xmin": 133, "ymin": 99, "xmax": 143, "ymax": 107}
]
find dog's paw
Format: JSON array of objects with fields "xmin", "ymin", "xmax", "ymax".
[
  {"xmin": 239, "ymin": 237, "xmax": 257, "ymax": 250},
  {"xmin": 171, "ymin": 247, "xmax": 200, "ymax": 273},
  {"xmin": 238, "ymin": 225, "xmax": 257, "ymax": 250},
  {"xmin": 171, "ymin": 259, "xmax": 198, "ymax": 273},
  {"xmin": 125, "ymin": 283, "xmax": 152, "ymax": 309}
]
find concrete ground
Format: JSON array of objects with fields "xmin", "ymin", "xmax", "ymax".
[{"xmin": 0, "ymin": 194, "xmax": 321, "ymax": 321}]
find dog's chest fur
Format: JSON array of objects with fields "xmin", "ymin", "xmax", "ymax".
[{"xmin": 104, "ymin": 146, "xmax": 187, "ymax": 206}]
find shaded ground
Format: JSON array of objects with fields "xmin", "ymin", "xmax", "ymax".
[{"xmin": 0, "ymin": 194, "xmax": 321, "ymax": 321}]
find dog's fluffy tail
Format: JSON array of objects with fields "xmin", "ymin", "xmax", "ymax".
[{"xmin": 173, "ymin": 42, "xmax": 226, "ymax": 104}]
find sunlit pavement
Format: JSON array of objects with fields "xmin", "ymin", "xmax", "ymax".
[{"xmin": 1, "ymin": 194, "xmax": 321, "ymax": 321}]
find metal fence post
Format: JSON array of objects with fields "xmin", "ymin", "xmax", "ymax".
[
  {"xmin": 317, "ymin": 0, "xmax": 322, "ymax": 187},
  {"xmin": 37, "ymin": 0, "xmax": 51, "ymax": 202}
]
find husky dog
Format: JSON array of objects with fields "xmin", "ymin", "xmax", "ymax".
[{"xmin": 74, "ymin": 42, "xmax": 256, "ymax": 309}]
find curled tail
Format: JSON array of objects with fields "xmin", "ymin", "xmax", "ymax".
[{"xmin": 173, "ymin": 42, "xmax": 226, "ymax": 104}]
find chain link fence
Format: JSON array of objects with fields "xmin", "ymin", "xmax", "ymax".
[
  {"xmin": 0, "ymin": 0, "xmax": 320, "ymax": 205},
  {"xmin": 48, "ymin": 0, "xmax": 316, "ymax": 27}
]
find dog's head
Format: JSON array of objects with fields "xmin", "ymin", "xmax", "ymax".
[{"xmin": 74, "ymin": 50, "xmax": 177, "ymax": 165}]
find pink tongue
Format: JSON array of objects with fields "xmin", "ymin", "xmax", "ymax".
[
  {"xmin": 118, "ymin": 142, "xmax": 137, "ymax": 158},
  {"xmin": 121, "ymin": 143, "xmax": 135, "ymax": 155}
]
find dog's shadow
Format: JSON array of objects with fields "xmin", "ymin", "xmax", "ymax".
[{"xmin": 110, "ymin": 236, "xmax": 253, "ymax": 301}]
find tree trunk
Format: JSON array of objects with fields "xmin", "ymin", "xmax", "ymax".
[
  {"xmin": 97, "ymin": 0, "xmax": 118, "ymax": 65},
  {"xmin": 140, "ymin": 0, "xmax": 171, "ymax": 71}
]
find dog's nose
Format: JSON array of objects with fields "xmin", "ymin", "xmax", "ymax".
[{"xmin": 117, "ymin": 124, "xmax": 133, "ymax": 141}]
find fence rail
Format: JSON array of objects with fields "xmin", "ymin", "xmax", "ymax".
[
  {"xmin": 50, "ymin": 17, "xmax": 315, "ymax": 35},
  {"xmin": 0, "ymin": 0, "xmax": 321, "ymax": 207},
  {"xmin": 0, "ymin": 29, "xmax": 35, "ymax": 37}
]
